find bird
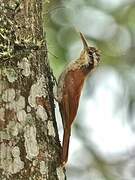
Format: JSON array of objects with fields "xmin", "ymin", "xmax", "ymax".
[{"xmin": 57, "ymin": 32, "xmax": 101, "ymax": 166}]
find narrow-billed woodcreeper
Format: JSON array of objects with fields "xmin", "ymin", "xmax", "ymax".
[{"xmin": 57, "ymin": 32, "xmax": 100, "ymax": 166}]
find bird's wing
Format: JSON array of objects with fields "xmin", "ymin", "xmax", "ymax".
[
  {"xmin": 60, "ymin": 70, "xmax": 85, "ymax": 128},
  {"xmin": 59, "ymin": 94, "xmax": 69, "ymax": 128}
]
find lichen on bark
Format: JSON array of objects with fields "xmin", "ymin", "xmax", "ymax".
[{"xmin": 0, "ymin": 0, "xmax": 65, "ymax": 179}]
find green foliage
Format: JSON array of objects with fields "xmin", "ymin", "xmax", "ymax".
[{"xmin": 45, "ymin": 0, "xmax": 135, "ymax": 179}]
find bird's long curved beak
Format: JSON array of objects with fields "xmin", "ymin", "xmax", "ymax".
[{"xmin": 80, "ymin": 32, "xmax": 89, "ymax": 50}]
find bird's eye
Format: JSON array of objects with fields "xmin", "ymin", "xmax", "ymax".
[{"xmin": 87, "ymin": 47, "xmax": 100, "ymax": 66}]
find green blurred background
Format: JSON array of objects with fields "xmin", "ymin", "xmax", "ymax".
[{"xmin": 44, "ymin": 0, "xmax": 135, "ymax": 179}]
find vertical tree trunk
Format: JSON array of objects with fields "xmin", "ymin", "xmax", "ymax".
[{"xmin": 0, "ymin": 0, "xmax": 65, "ymax": 179}]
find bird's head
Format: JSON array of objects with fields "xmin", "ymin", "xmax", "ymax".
[{"xmin": 80, "ymin": 32, "xmax": 100, "ymax": 68}]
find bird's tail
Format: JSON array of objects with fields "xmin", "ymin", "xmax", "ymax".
[{"xmin": 61, "ymin": 128, "xmax": 71, "ymax": 166}]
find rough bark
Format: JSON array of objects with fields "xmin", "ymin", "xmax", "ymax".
[{"xmin": 0, "ymin": 0, "xmax": 65, "ymax": 179}]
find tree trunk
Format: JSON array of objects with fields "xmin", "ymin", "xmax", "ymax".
[{"xmin": 0, "ymin": 0, "xmax": 65, "ymax": 179}]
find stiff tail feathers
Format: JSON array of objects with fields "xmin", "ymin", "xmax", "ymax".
[{"xmin": 61, "ymin": 128, "xmax": 71, "ymax": 166}]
